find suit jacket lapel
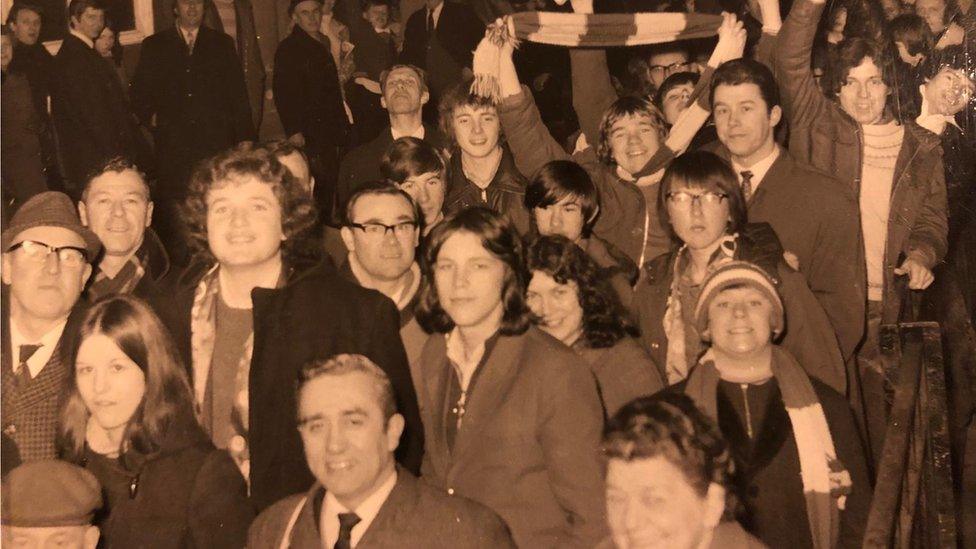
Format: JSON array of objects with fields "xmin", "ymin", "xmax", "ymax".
[
  {"xmin": 420, "ymin": 334, "xmax": 451, "ymax": 473},
  {"xmin": 749, "ymin": 148, "xmax": 789, "ymax": 210},
  {"xmin": 450, "ymin": 334, "xmax": 523, "ymax": 467},
  {"xmin": 357, "ymin": 469, "xmax": 417, "ymax": 546}
]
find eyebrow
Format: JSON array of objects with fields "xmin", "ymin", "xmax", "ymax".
[{"xmin": 357, "ymin": 215, "xmax": 415, "ymax": 224}]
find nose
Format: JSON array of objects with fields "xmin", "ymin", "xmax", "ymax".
[
  {"xmin": 111, "ymin": 200, "xmax": 125, "ymax": 217},
  {"xmin": 471, "ymin": 118, "xmax": 484, "ymax": 135},
  {"xmin": 732, "ymin": 302, "xmax": 748, "ymax": 317},
  {"xmin": 382, "ymin": 227, "xmax": 399, "ymax": 244},
  {"xmin": 627, "ymin": 130, "xmax": 642, "ymax": 145},
  {"xmin": 549, "ymin": 208, "xmax": 563, "ymax": 229},
  {"xmin": 415, "ymin": 184, "xmax": 429, "ymax": 204},
  {"xmin": 857, "ymin": 82, "xmax": 870, "ymax": 98},
  {"xmin": 93, "ymin": 368, "xmax": 109, "ymax": 395},
  {"xmin": 453, "ymin": 266, "xmax": 471, "ymax": 290},
  {"xmin": 623, "ymin": 499, "xmax": 643, "ymax": 531},
  {"xmin": 230, "ymin": 206, "xmax": 248, "ymax": 227},
  {"xmin": 326, "ymin": 423, "xmax": 347, "ymax": 453},
  {"xmin": 43, "ymin": 250, "xmax": 62, "ymax": 274}
]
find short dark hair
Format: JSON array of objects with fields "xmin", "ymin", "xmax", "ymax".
[
  {"xmin": 82, "ymin": 157, "xmax": 150, "ymax": 202},
  {"xmin": 604, "ymin": 392, "xmax": 738, "ymax": 520},
  {"xmin": 710, "ymin": 58, "xmax": 781, "ymax": 112},
  {"xmin": 381, "ymin": 137, "xmax": 446, "ymax": 184},
  {"xmin": 263, "ymin": 139, "xmax": 308, "ymax": 163},
  {"xmin": 6, "ymin": 3, "xmax": 43, "ymax": 25},
  {"xmin": 438, "ymin": 77, "xmax": 498, "ymax": 148},
  {"xmin": 654, "ymin": 71, "xmax": 700, "ymax": 112},
  {"xmin": 379, "ymin": 64, "xmax": 428, "ymax": 95},
  {"xmin": 416, "ymin": 207, "xmax": 532, "ymax": 335},
  {"xmin": 524, "ymin": 160, "xmax": 599, "ymax": 237},
  {"xmin": 889, "ymin": 14, "xmax": 934, "ymax": 56},
  {"xmin": 596, "ymin": 96, "xmax": 668, "ymax": 167},
  {"xmin": 526, "ymin": 235, "xmax": 635, "ymax": 348},
  {"xmin": 183, "ymin": 141, "xmax": 320, "ymax": 266},
  {"xmin": 298, "ymin": 354, "xmax": 397, "ymax": 422},
  {"xmin": 658, "ymin": 151, "xmax": 748, "ymax": 241},
  {"xmin": 67, "ymin": 0, "xmax": 103, "ymax": 23},
  {"xmin": 824, "ymin": 38, "xmax": 895, "ymax": 98},
  {"xmin": 362, "ymin": 0, "xmax": 389, "ymax": 10},
  {"xmin": 344, "ymin": 180, "xmax": 421, "ymax": 227}
]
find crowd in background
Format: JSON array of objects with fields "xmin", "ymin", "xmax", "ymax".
[{"xmin": 1, "ymin": 0, "xmax": 975, "ymax": 546}]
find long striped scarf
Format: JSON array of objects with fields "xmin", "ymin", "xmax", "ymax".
[
  {"xmin": 685, "ymin": 346, "xmax": 852, "ymax": 549},
  {"xmin": 470, "ymin": 11, "xmax": 722, "ymax": 100}
]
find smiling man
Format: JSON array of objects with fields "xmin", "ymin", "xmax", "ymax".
[
  {"xmin": 1, "ymin": 192, "xmax": 101, "ymax": 461},
  {"xmin": 248, "ymin": 354, "xmax": 513, "ymax": 548},
  {"xmin": 78, "ymin": 157, "xmax": 173, "ymax": 302},
  {"xmin": 172, "ymin": 143, "xmax": 423, "ymax": 511}
]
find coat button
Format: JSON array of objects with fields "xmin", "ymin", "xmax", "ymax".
[
  {"xmin": 447, "ymin": 488, "xmax": 455, "ymax": 495},
  {"xmin": 651, "ymin": 342, "xmax": 660, "ymax": 349}
]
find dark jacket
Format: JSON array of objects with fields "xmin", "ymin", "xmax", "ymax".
[
  {"xmin": 51, "ymin": 34, "xmax": 146, "ymax": 194},
  {"xmin": 634, "ymin": 223, "xmax": 847, "ymax": 392},
  {"xmin": 1, "ymin": 71, "xmax": 47, "ymax": 206},
  {"xmin": 248, "ymin": 467, "xmax": 516, "ymax": 548},
  {"xmin": 82, "ymin": 425, "xmax": 253, "ymax": 548},
  {"xmin": 202, "ymin": 0, "xmax": 266, "ymax": 131},
  {"xmin": 418, "ymin": 327, "xmax": 608, "ymax": 548},
  {"xmin": 9, "ymin": 41, "xmax": 54, "ymax": 122},
  {"xmin": 772, "ymin": 0, "xmax": 948, "ymax": 324},
  {"xmin": 399, "ymin": 1, "xmax": 483, "ymax": 77},
  {"xmin": 169, "ymin": 262, "xmax": 424, "ymax": 511},
  {"xmin": 444, "ymin": 145, "xmax": 531, "ymax": 234},
  {"xmin": 575, "ymin": 336, "xmax": 665, "ymax": 417},
  {"xmin": 273, "ymin": 27, "xmax": 348, "ymax": 145},
  {"xmin": 334, "ymin": 124, "xmax": 447, "ymax": 223},
  {"xmin": 705, "ymin": 144, "xmax": 865, "ymax": 363},
  {"xmin": 1, "ymin": 298, "xmax": 87, "ymax": 462},
  {"xmin": 132, "ymin": 25, "xmax": 254, "ymax": 196}
]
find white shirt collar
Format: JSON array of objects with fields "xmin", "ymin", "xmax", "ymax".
[
  {"xmin": 731, "ymin": 146, "xmax": 780, "ymax": 191},
  {"xmin": 69, "ymin": 28, "xmax": 95, "ymax": 49},
  {"xmin": 445, "ymin": 328, "xmax": 487, "ymax": 391},
  {"xmin": 9, "ymin": 317, "xmax": 69, "ymax": 379},
  {"xmin": 390, "ymin": 124, "xmax": 425, "ymax": 141},
  {"xmin": 321, "ymin": 469, "xmax": 397, "ymax": 548},
  {"xmin": 428, "ymin": 1, "xmax": 444, "ymax": 27},
  {"xmin": 178, "ymin": 25, "xmax": 199, "ymax": 46}
]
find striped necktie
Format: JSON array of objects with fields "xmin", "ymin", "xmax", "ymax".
[{"xmin": 17, "ymin": 344, "xmax": 42, "ymax": 388}]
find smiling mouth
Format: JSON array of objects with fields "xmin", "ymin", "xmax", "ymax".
[
  {"xmin": 227, "ymin": 235, "xmax": 255, "ymax": 244},
  {"xmin": 326, "ymin": 460, "xmax": 353, "ymax": 472}
]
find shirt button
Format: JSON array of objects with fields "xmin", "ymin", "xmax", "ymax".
[
  {"xmin": 451, "ymin": 407, "xmax": 458, "ymax": 414},
  {"xmin": 447, "ymin": 488, "xmax": 455, "ymax": 495}
]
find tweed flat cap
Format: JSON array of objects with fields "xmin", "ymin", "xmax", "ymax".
[
  {"xmin": 1, "ymin": 192, "xmax": 101, "ymax": 261},
  {"xmin": 1, "ymin": 460, "xmax": 103, "ymax": 527}
]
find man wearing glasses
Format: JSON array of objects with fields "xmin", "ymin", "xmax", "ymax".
[
  {"xmin": 645, "ymin": 43, "xmax": 698, "ymax": 90},
  {"xmin": 339, "ymin": 182, "xmax": 428, "ymax": 385},
  {"xmin": 1, "ymin": 191, "xmax": 101, "ymax": 461}
]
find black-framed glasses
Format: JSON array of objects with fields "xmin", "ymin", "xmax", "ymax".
[
  {"xmin": 665, "ymin": 191, "xmax": 728, "ymax": 209},
  {"xmin": 648, "ymin": 61, "xmax": 694, "ymax": 76},
  {"xmin": 7, "ymin": 240, "xmax": 88, "ymax": 267},
  {"xmin": 349, "ymin": 221, "xmax": 418, "ymax": 237}
]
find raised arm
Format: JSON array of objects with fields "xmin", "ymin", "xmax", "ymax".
[
  {"xmin": 767, "ymin": 0, "xmax": 833, "ymax": 129},
  {"xmin": 570, "ymin": 49, "xmax": 618, "ymax": 151},
  {"xmin": 497, "ymin": 33, "xmax": 572, "ymax": 179}
]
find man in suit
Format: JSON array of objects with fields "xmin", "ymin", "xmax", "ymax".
[
  {"xmin": 247, "ymin": 354, "xmax": 515, "ymax": 548},
  {"xmin": 169, "ymin": 143, "xmax": 423, "ymax": 511},
  {"xmin": 51, "ymin": 0, "xmax": 145, "ymax": 197},
  {"xmin": 399, "ymin": 0, "xmax": 483, "ymax": 110},
  {"xmin": 707, "ymin": 59, "xmax": 865, "ymax": 366},
  {"xmin": 274, "ymin": 0, "xmax": 349, "ymax": 229},
  {"xmin": 1, "ymin": 192, "xmax": 100, "ymax": 462},
  {"xmin": 334, "ymin": 64, "xmax": 446, "ymax": 224}
]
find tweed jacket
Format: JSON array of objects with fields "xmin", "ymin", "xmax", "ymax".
[
  {"xmin": 248, "ymin": 467, "xmax": 516, "ymax": 548},
  {"xmin": 1, "ymin": 297, "xmax": 86, "ymax": 461},
  {"xmin": 418, "ymin": 326, "xmax": 608, "ymax": 548},
  {"xmin": 704, "ymin": 144, "xmax": 866, "ymax": 362},
  {"xmin": 772, "ymin": 0, "xmax": 948, "ymax": 324}
]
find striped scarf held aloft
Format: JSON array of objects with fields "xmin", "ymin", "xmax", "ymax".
[{"xmin": 470, "ymin": 11, "xmax": 723, "ymax": 101}]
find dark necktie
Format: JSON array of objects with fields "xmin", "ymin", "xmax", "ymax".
[
  {"xmin": 334, "ymin": 512, "xmax": 361, "ymax": 549},
  {"xmin": 17, "ymin": 344, "xmax": 42, "ymax": 389},
  {"xmin": 427, "ymin": 9, "xmax": 435, "ymax": 34},
  {"xmin": 739, "ymin": 170, "xmax": 754, "ymax": 203}
]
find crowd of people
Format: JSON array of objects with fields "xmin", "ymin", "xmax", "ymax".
[{"xmin": 1, "ymin": 0, "xmax": 974, "ymax": 545}]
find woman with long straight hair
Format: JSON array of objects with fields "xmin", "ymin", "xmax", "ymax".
[{"xmin": 59, "ymin": 295, "xmax": 252, "ymax": 548}]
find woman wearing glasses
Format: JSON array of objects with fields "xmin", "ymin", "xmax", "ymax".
[
  {"xmin": 59, "ymin": 295, "xmax": 253, "ymax": 548},
  {"xmin": 633, "ymin": 151, "xmax": 844, "ymax": 386},
  {"xmin": 415, "ymin": 207, "xmax": 608, "ymax": 548}
]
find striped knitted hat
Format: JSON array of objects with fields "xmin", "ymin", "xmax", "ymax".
[{"xmin": 694, "ymin": 260, "xmax": 785, "ymax": 338}]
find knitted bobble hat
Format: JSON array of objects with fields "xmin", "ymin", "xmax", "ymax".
[{"xmin": 694, "ymin": 260, "xmax": 785, "ymax": 339}]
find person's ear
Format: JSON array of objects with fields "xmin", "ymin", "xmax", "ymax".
[
  {"xmin": 703, "ymin": 483, "xmax": 726, "ymax": 530},
  {"xmin": 84, "ymin": 525, "xmax": 100, "ymax": 549},
  {"xmin": 1, "ymin": 254, "xmax": 13, "ymax": 285},
  {"xmin": 420, "ymin": 89, "xmax": 430, "ymax": 106},
  {"xmin": 769, "ymin": 105, "xmax": 782, "ymax": 128},
  {"xmin": 145, "ymin": 201, "xmax": 154, "ymax": 227},
  {"xmin": 587, "ymin": 204, "xmax": 600, "ymax": 225},
  {"xmin": 385, "ymin": 413, "xmax": 405, "ymax": 451},
  {"xmin": 81, "ymin": 264, "xmax": 93, "ymax": 286},
  {"xmin": 380, "ymin": 94, "xmax": 388, "ymax": 110},
  {"xmin": 78, "ymin": 202, "xmax": 89, "ymax": 226},
  {"xmin": 340, "ymin": 226, "xmax": 356, "ymax": 253}
]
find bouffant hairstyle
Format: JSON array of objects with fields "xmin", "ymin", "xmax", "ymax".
[
  {"xmin": 416, "ymin": 207, "xmax": 532, "ymax": 335},
  {"xmin": 657, "ymin": 151, "xmax": 748, "ymax": 242},
  {"xmin": 823, "ymin": 38, "xmax": 895, "ymax": 99},
  {"xmin": 526, "ymin": 235, "xmax": 635, "ymax": 349},
  {"xmin": 596, "ymin": 96, "xmax": 668, "ymax": 167},
  {"xmin": 380, "ymin": 136, "xmax": 446, "ymax": 184},
  {"xmin": 437, "ymin": 77, "xmax": 500, "ymax": 148},
  {"xmin": 604, "ymin": 392, "xmax": 738, "ymax": 520},
  {"xmin": 59, "ymin": 295, "xmax": 198, "ymax": 462},
  {"xmin": 710, "ymin": 58, "xmax": 782, "ymax": 112},
  {"xmin": 524, "ymin": 160, "xmax": 600, "ymax": 238},
  {"xmin": 182, "ymin": 142, "xmax": 319, "ymax": 266}
]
